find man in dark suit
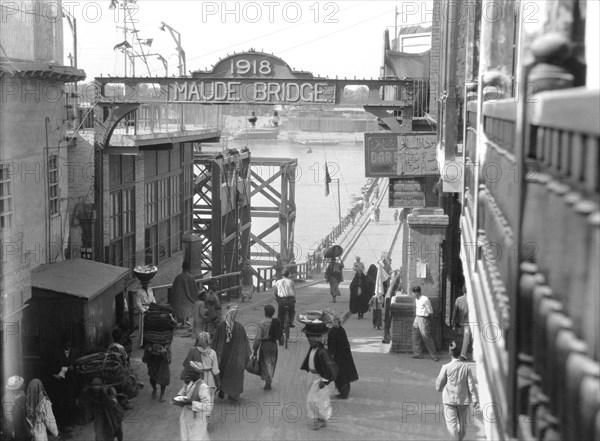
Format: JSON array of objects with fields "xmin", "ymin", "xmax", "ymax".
[{"xmin": 50, "ymin": 335, "xmax": 78, "ymax": 438}]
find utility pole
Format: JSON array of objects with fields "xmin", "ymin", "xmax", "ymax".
[
  {"xmin": 112, "ymin": 0, "xmax": 134, "ymax": 76},
  {"xmin": 122, "ymin": 2, "xmax": 127, "ymax": 76},
  {"xmin": 394, "ymin": 6, "xmax": 398, "ymax": 51},
  {"xmin": 335, "ymin": 179, "xmax": 342, "ymax": 225},
  {"xmin": 62, "ymin": 7, "xmax": 78, "ymax": 129}
]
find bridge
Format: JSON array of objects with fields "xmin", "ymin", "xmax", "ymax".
[{"xmin": 89, "ymin": 50, "xmax": 426, "ymax": 296}]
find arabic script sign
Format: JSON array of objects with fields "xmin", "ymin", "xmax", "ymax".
[
  {"xmin": 389, "ymin": 178, "xmax": 425, "ymax": 208},
  {"xmin": 364, "ymin": 132, "xmax": 438, "ymax": 177}
]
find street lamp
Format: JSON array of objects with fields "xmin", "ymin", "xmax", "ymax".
[
  {"xmin": 159, "ymin": 21, "xmax": 186, "ymax": 77},
  {"xmin": 156, "ymin": 54, "xmax": 168, "ymax": 76}
]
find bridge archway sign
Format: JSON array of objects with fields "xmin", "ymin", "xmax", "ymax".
[{"xmin": 95, "ymin": 49, "xmax": 413, "ymax": 106}]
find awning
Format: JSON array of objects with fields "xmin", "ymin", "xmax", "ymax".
[{"xmin": 31, "ymin": 259, "xmax": 129, "ymax": 301}]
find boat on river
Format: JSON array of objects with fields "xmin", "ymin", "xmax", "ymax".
[
  {"xmin": 232, "ymin": 126, "xmax": 280, "ymax": 140},
  {"xmin": 288, "ymin": 135, "xmax": 340, "ymax": 146}
]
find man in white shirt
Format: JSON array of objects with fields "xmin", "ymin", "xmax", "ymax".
[
  {"xmin": 453, "ymin": 285, "xmax": 471, "ymax": 361},
  {"xmin": 274, "ymin": 269, "xmax": 296, "ymax": 327},
  {"xmin": 436, "ymin": 342, "xmax": 478, "ymax": 440},
  {"xmin": 130, "ymin": 280, "xmax": 156, "ymax": 348},
  {"xmin": 352, "ymin": 256, "xmax": 365, "ymax": 275},
  {"xmin": 411, "ymin": 285, "xmax": 438, "ymax": 361}
]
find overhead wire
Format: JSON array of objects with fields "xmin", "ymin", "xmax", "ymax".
[{"xmin": 141, "ymin": 1, "xmax": 373, "ymax": 75}]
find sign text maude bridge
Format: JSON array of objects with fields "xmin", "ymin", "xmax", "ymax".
[{"xmin": 94, "ymin": 50, "xmax": 416, "ymax": 106}]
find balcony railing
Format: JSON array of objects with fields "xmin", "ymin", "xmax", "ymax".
[
  {"xmin": 466, "ymin": 87, "xmax": 599, "ymax": 441},
  {"xmin": 109, "ymin": 102, "xmax": 223, "ymax": 142}
]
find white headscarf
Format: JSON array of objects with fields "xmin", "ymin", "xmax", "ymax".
[{"xmin": 224, "ymin": 305, "xmax": 238, "ymax": 343}]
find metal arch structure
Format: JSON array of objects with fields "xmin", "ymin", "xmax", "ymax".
[
  {"xmin": 248, "ymin": 157, "xmax": 297, "ymax": 267},
  {"xmin": 192, "ymin": 150, "xmax": 252, "ymax": 296}
]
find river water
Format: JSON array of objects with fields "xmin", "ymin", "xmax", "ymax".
[{"xmin": 227, "ymin": 134, "xmax": 368, "ymax": 262}]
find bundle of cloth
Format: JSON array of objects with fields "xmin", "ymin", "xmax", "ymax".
[
  {"xmin": 144, "ymin": 303, "xmax": 177, "ymax": 346},
  {"xmin": 75, "ymin": 352, "xmax": 139, "ymax": 398}
]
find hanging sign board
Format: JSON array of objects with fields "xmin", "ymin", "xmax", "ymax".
[
  {"xmin": 95, "ymin": 50, "xmax": 417, "ymax": 106},
  {"xmin": 169, "ymin": 51, "xmax": 336, "ymax": 104},
  {"xmin": 388, "ymin": 178, "xmax": 425, "ymax": 208},
  {"xmin": 364, "ymin": 132, "xmax": 438, "ymax": 177},
  {"xmin": 169, "ymin": 80, "xmax": 336, "ymax": 104}
]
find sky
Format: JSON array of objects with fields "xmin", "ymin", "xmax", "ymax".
[{"xmin": 65, "ymin": 0, "xmax": 434, "ymax": 81}]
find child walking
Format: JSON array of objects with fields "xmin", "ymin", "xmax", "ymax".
[
  {"xmin": 368, "ymin": 294, "xmax": 383, "ymax": 330},
  {"xmin": 142, "ymin": 343, "xmax": 171, "ymax": 402}
]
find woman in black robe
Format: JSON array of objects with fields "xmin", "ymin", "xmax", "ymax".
[
  {"xmin": 349, "ymin": 272, "xmax": 365, "ymax": 316},
  {"xmin": 327, "ymin": 312, "xmax": 358, "ymax": 399},
  {"xmin": 349, "ymin": 265, "xmax": 375, "ymax": 318},
  {"xmin": 361, "ymin": 265, "xmax": 378, "ymax": 318}
]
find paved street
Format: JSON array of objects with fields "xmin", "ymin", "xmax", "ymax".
[
  {"xmin": 71, "ymin": 183, "xmax": 485, "ymax": 440},
  {"xmin": 71, "ymin": 273, "xmax": 486, "ymax": 441}
]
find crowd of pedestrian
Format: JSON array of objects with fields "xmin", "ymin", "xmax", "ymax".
[{"xmin": 1, "ymin": 250, "xmax": 477, "ymax": 441}]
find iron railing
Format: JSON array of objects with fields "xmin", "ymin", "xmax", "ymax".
[{"xmin": 255, "ymin": 178, "xmax": 381, "ymax": 292}]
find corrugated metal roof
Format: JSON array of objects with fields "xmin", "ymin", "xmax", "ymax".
[
  {"xmin": 31, "ymin": 259, "xmax": 129, "ymax": 301},
  {"xmin": 398, "ymin": 24, "xmax": 432, "ymax": 35}
]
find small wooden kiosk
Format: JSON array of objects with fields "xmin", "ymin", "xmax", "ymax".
[{"xmin": 23, "ymin": 259, "xmax": 129, "ymax": 380}]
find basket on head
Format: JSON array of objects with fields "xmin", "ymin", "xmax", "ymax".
[
  {"xmin": 134, "ymin": 265, "xmax": 158, "ymax": 282},
  {"xmin": 323, "ymin": 245, "xmax": 343, "ymax": 259},
  {"xmin": 298, "ymin": 310, "xmax": 334, "ymax": 337}
]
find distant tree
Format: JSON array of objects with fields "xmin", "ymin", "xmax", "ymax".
[{"xmin": 342, "ymin": 86, "xmax": 369, "ymax": 104}]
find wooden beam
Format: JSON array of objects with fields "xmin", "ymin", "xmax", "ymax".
[
  {"xmin": 253, "ymin": 223, "xmax": 279, "ymax": 241},
  {"xmin": 251, "ymin": 213, "xmax": 279, "ymax": 218},
  {"xmin": 280, "ymin": 165, "xmax": 289, "ymax": 262},
  {"xmin": 250, "ymin": 170, "xmax": 283, "ymax": 199},
  {"xmin": 250, "ymin": 233, "xmax": 278, "ymax": 257}
]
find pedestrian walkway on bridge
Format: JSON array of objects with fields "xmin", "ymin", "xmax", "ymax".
[
  {"xmin": 70, "ymin": 179, "xmax": 485, "ymax": 441},
  {"xmin": 338, "ymin": 179, "xmax": 404, "ymax": 276}
]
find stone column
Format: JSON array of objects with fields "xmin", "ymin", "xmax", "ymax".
[
  {"xmin": 182, "ymin": 232, "xmax": 203, "ymax": 278},
  {"xmin": 390, "ymin": 294, "xmax": 414, "ymax": 353},
  {"xmin": 405, "ymin": 207, "xmax": 449, "ymax": 349}
]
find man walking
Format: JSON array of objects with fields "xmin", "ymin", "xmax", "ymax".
[
  {"xmin": 411, "ymin": 286, "xmax": 438, "ymax": 361},
  {"xmin": 325, "ymin": 258, "xmax": 344, "ymax": 303},
  {"xmin": 50, "ymin": 336, "xmax": 78, "ymax": 438},
  {"xmin": 171, "ymin": 261, "xmax": 198, "ymax": 332},
  {"xmin": 274, "ymin": 269, "xmax": 296, "ymax": 328},
  {"xmin": 135, "ymin": 280, "xmax": 156, "ymax": 348},
  {"xmin": 453, "ymin": 286, "xmax": 471, "ymax": 361},
  {"xmin": 436, "ymin": 342, "xmax": 478, "ymax": 440},
  {"xmin": 382, "ymin": 270, "xmax": 401, "ymax": 344}
]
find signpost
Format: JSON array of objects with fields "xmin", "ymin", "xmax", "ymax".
[
  {"xmin": 169, "ymin": 79, "xmax": 336, "ymax": 104},
  {"xmin": 364, "ymin": 132, "xmax": 437, "ymax": 177},
  {"xmin": 388, "ymin": 178, "xmax": 425, "ymax": 208},
  {"xmin": 94, "ymin": 50, "xmax": 414, "ymax": 106}
]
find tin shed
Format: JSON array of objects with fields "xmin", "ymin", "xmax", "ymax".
[{"xmin": 23, "ymin": 259, "xmax": 129, "ymax": 378}]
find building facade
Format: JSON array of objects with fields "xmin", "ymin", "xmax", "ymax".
[
  {"xmin": 433, "ymin": 0, "xmax": 599, "ymax": 439},
  {"xmin": 0, "ymin": 0, "xmax": 85, "ymax": 383}
]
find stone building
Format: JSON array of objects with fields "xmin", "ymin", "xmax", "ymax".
[
  {"xmin": 433, "ymin": 0, "xmax": 599, "ymax": 439},
  {"xmin": 0, "ymin": 0, "xmax": 85, "ymax": 382}
]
